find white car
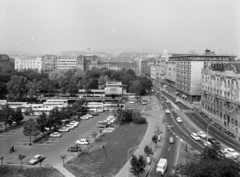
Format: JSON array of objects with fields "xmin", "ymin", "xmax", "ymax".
[
  {"xmin": 191, "ymin": 133, "xmax": 201, "ymax": 141},
  {"xmin": 58, "ymin": 127, "xmax": 70, "ymax": 132},
  {"xmin": 50, "ymin": 132, "xmax": 61, "ymax": 138},
  {"xmin": 76, "ymin": 138, "xmax": 89, "ymax": 145},
  {"xmin": 80, "ymin": 116, "xmax": 89, "ymax": 120},
  {"xmin": 165, "ymin": 109, "xmax": 171, "ymax": 113},
  {"xmin": 176, "ymin": 117, "xmax": 182, "ymax": 123},
  {"xmin": 129, "ymin": 101, "xmax": 135, "ymax": 104},
  {"xmin": 66, "ymin": 124, "xmax": 75, "ymax": 130},
  {"xmin": 70, "ymin": 121, "xmax": 79, "ymax": 127},
  {"xmin": 28, "ymin": 154, "xmax": 44, "ymax": 165},
  {"xmin": 203, "ymin": 142, "xmax": 212, "ymax": 147},
  {"xmin": 85, "ymin": 114, "xmax": 93, "ymax": 118},
  {"xmin": 102, "ymin": 127, "xmax": 115, "ymax": 133},
  {"xmin": 166, "ymin": 100, "xmax": 170, "ymax": 103},
  {"xmin": 223, "ymin": 148, "xmax": 240, "ymax": 158},
  {"xmin": 197, "ymin": 131, "xmax": 206, "ymax": 138}
]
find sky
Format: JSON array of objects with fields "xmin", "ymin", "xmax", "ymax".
[{"xmin": 0, "ymin": 0, "xmax": 240, "ymax": 56}]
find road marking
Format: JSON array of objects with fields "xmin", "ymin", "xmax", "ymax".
[
  {"xmin": 182, "ymin": 135, "xmax": 186, "ymax": 139},
  {"xmin": 173, "ymin": 132, "xmax": 175, "ymax": 135},
  {"xmin": 186, "ymin": 127, "xmax": 190, "ymax": 131},
  {"xmin": 168, "ymin": 147, "xmax": 171, "ymax": 151},
  {"xmin": 176, "ymin": 135, "xmax": 178, "ymax": 138}
]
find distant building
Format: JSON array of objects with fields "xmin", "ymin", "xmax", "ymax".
[
  {"xmin": 57, "ymin": 56, "xmax": 77, "ymax": 70},
  {"xmin": 201, "ymin": 62, "xmax": 240, "ymax": 133},
  {"xmin": 41, "ymin": 55, "xmax": 57, "ymax": 72},
  {"xmin": 14, "ymin": 56, "xmax": 42, "ymax": 72},
  {"xmin": 0, "ymin": 54, "xmax": 12, "ymax": 70},
  {"xmin": 150, "ymin": 65, "xmax": 157, "ymax": 85},
  {"xmin": 77, "ymin": 55, "xmax": 138, "ymax": 74},
  {"xmin": 138, "ymin": 57, "xmax": 156, "ymax": 77}
]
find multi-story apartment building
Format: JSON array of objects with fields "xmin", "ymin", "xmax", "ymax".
[
  {"xmin": 14, "ymin": 56, "xmax": 42, "ymax": 72},
  {"xmin": 150, "ymin": 65, "xmax": 157, "ymax": 85},
  {"xmin": 201, "ymin": 62, "xmax": 240, "ymax": 133},
  {"xmin": 41, "ymin": 55, "xmax": 57, "ymax": 72},
  {"xmin": 57, "ymin": 56, "xmax": 77, "ymax": 70},
  {"xmin": 157, "ymin": 49, "xmax": 236, "ymax": 103},
  {"xmin": 165, "ymin": 61, "xmax": 176, "ymax": 94},
  {"xmin": 76, "ymin": 55, "xmax": 100, "ymax": 71}
]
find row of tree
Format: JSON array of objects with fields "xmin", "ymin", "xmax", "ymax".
[
  {"xmin": 22, "ymin": 99, "xmax": 88, "ymax": 145},
  {"xmin": 0, "ymin": 67, "xmax": 152, "ymax": 101},
  {"xmin": 0, "ymin": 105, "xmax": 24, "ymax": 127}
]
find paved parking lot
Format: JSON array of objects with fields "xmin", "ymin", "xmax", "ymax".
[{"xmin": 0, "ymin": 111, "xmax": 111, "ymax": 167}]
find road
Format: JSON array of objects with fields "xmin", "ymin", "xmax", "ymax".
[
  {"xmin": 1, "ymin": 112, "xmax": 111, "ymax": 166},
  {"xmin": 160, "ymin": 90, "xmax": 240, "ymax": 153}
]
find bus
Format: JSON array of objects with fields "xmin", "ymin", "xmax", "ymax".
[
  {"xmin": 103, "ymin": 103, "xmax": 125, "ymax": 111},
  {"xmin": 43, "ymin": 99, "xmax": 68, "ymax": 109},
  {"xmin": 87, "ymin": 102, "xmax": 104, "ymax": 112},
  {"xmin": 1, "ymin": 102, "xmax": 28, "ymax": 109}
]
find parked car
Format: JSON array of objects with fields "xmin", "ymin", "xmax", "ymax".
[
  {"xmin": 176, "ymin": 117, "xmax": 182, "ymax": 123},
  {"xmin": 70, "ymin": 121, "xmax": 79, "ymax": 127},
  {"xmin": 66, "ymin": 124, "xmax": 75, "ymax": 130},
  {"xmin": 167, "ymin": 125, "xmax": 173, "ymax": 131},
  {"xmin": 76, "ymin": 138, "xmax": 89, "ymax": 145},
  {"xmin": 166, "ymin": 100, "xmax": 170, "ymax": 103},
  {"xmin": 68, "ymin": 146, "xmax": 81, "ymax": 152},
  {"xmin": 191, "ymin": 133, "xmax": 201, "ymax": 141},
  {"xmin": 169, "ymin": 137, "xmax": 174, "ymax": 144},
  {"xmin": 165, "ymin": 109, "xmax": 170, "ymax": 114},
  {"xmin": 50, "ymin": 132, "xmax": 61, "ymax": 138},
  {"xmin": 28, "ymin": 154, "xmax": 44, "ymax": 165},
  {"xmin": 197, "ymin": 131, "xmax": 206, "ymax": 138},
  {"xmin": 58, "ymin": 127, "xmax": 69, "ymax": 132},
  {"xmin": 89, "ymin": 112, "xmax": 98, "ymax": 116},
  {"xmin": 223, "ymin": 148, "xmax": 240, "ymax": 158},
  {"xmin": 80, "ymin": 116, "xmax": 89, "ymax": 120},
  {"xmin": 85, "ymin": 114, "xmax": 93, "ymax": 118},
  {"xmin": 203, "ymin": 142, "xmax": 212, "ymax": 147}
]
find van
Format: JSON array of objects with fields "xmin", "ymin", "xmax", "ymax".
[
  {"xmin": 96, "ymin": 121, "xmax": 108, "ymax": 128},
  {"xmin": 156, "ymin": 158, "xmax": 167, "ymax": 174}
]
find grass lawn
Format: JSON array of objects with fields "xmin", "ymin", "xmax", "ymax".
[
  {"xmin": 0, "ymin": 165, "xmax": 64, "ymax": 177},
  {"xmin": 65, "ymin": 123, "xmax": 148, "ymax": 177}
]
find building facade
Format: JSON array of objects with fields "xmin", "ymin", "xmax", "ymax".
[
  {"xmin": 201, "ymin": 62, "xmax": 240, "ymax": 133},
  {"xmin": 14, "ymin": 56, "xmax": 42, "ymax": 72},
  {"xmin": 41, "ymin": 55, "xmax": 57, "ymax": 72},
  {"xmin": 165, "ymin": 61, "xmax": 176, "ymax": 94},
  {"xmin": 57, "ymin": 56, "xmax": 77, "ymax": 70},
  {"xmin": 156, "ymin": 49, "xmax": 236, "ymax": 103},
  {"xmin": 150, "ymin": 65, "xmax": 157, "ymax": 85},
  {"xmin": 0, "ymin": 54, "xmax": 12, "ymax": 70}
]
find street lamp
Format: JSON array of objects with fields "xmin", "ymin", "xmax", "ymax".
[
  {"xmin": 127, "ymin": 146, "xmax": 139, "ymax": 177},
  {"xmin": 207, "ymin": 122, "xmax": 215, "ymax": 142}
]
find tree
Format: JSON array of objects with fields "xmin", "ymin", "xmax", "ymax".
[
  {"xmin": 36, "ymin": 112, "xmax": 48, "ymax": 135},
  {"xmin": 137, "ymin": 76, "xmax": 153, "ymax": 95},
  {"xmin": 23, "ymin": 118, "xmax": 38, "ymax": 145},
  {"xmin": 98, "ymin": 75, "xmax": 108, "ymax": 89},
  {"xmin": 129, "ymin": 80, "xmax": 143, "ymax": 96},
  {"xmin": 144, "ymin": 145, "xmax": 153, "ymax": 157},
  {"xmin": 174, "ymin": 146, "xmax": 240, "ymax": 177},
  {"xmin": 24, "ymin": 106, "xmax": 34, "ymax": 116},
  {"xmin": 27, "ymin": 79, "xmax": 42, "ymax": 102},
  {"xmin": 130, "ymin": 155, "xmax": 146, "ymax": 177},
  {"xmin": 18, "ymin": 154, "xmax": 25, "ymax": 168},
  {"xmin": 7, "ymin": 75, "xmax": 29, "ymax": 101},
  {"xmin": 152, "ymin": 135, "xmax": 158, "ymax": 144},
  {"xmin": 0, "ymin": 156, "xmax": 4, "ymax": 165},
  {"xmin": 0, "ymin": 104, "xmax": 15, "ymax": 127},
  {"xmin": 12, "ymin": 107, "xmax": 24, "ymax": 125},
  {"xmin": 60, "ymin": 155, "xmax": 66, "ymax": 164}
]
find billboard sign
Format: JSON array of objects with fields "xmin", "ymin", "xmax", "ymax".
[{"xmin": 105, "ymin": 87, "xmax": 122, "ymax": 95}]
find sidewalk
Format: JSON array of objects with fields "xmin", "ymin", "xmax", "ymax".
[
  {"xmin": 115, "ymin": 95, "xmax": 164, "ymax": 177},
  {"xmin": 159, "ymin": 87, "xmax": 240, "ymax": 141}
]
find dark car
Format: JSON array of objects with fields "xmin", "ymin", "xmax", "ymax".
[
  {"xmin": 208, "ymin": 138, "xmax": 221, "ymax": 147},
  {"xmin": 89, "ymin": 112, "xmax": 98, "ymax": 116},
  {"xmin": 68, "ymin": 146, "xmax": 81, "ymax": 152}
]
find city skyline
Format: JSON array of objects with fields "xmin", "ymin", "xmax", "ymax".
[{"xmin": 0, "ymin": 0, "xmax": 240, "ymax": 56}]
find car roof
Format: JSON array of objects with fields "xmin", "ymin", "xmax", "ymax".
[{"xmin": 34, "ymin": 154, "xmax": 42, "ymax": 158}]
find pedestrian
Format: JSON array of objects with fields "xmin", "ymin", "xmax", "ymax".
[
  {"xmin": 9, "ymin": 147, "xmax": 12, "ymax": 153},
  {"xmin": 12, "ymin": 146, "xmax": 14, "ymax": 152}
]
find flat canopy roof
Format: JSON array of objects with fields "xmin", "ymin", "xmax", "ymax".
[
  {"xmin": 84, "ymin": 97, "xmax": 122, "ymax": 101},
  {"xmin": 79, "ymin": 89, "xmax": 105, "ymax": 93}
]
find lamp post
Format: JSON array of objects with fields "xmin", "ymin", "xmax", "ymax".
[
  {"xmin": 207, "ymin": 122, "xmax": 215, "ymax": 142},
  {"xmin": 127, "ymin": 146, "xmax": 139, "ymax": 177}
]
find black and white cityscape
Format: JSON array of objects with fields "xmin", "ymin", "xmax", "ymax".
[{"xmin": 0, "ymin": 0, "xmax": 240, "ymax": 177}]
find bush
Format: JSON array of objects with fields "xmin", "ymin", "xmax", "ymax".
[
  {"xmin": 33, "ymin": 131, "xmax": 53, "ymax": 143},
  {"xmin": 133, "ymin": 117, "xmax": 147, "ymax": 124}
]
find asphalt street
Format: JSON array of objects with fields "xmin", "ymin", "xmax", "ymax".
[
  {"xmin": 161, "ymin": 91, "xmax": 240, "ymax": 153},
  {"xmin": 1, "ymin": 111, "xmax": 111, "ymax": 167}
]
